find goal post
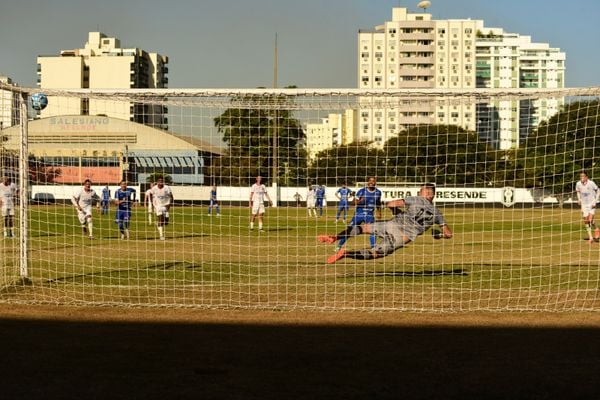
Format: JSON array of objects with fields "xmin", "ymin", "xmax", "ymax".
[{"xmin": 1, "ymin": 82, "xmax": 599, "ymax": 311}]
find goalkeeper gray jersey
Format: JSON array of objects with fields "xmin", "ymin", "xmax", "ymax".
[{"xmin": 391, "ymin": 196, "xmax": 446, "ymax": 240}]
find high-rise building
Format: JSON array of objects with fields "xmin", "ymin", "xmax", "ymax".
[
  {"xmin": 0, "ymin": 75, "xmax": 20, "ymax": 130},
  {"xmin": 37, "ymin": 32, "xmax": 169, "ymax": 129},
  {"xmin": 357, "ymin": 7, "xmax": 565, "ymax": 149},
  {"xmin": 475, "ymin": 28, "xmax": 565, "ymax": 148}
]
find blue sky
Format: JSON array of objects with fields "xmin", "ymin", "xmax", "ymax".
[{"xmin": 1, "ymin": 0, "xmax": 598, "ymax": 89}]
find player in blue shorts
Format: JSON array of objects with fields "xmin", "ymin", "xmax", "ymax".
[
  {"xmin": 114, "ymin": 180, "xmax": 136, "ymax": 240},
  {"xmin": 101, "ymin": 185, "xmax": 111, "ymax": 215},
  {"xmin": 315, "ymin": 184, "xmax": 326, "ymax": 217},
  {"xmin": 334, "ymin": 177, "xmax": 382, "ymax": 251},
  {"xmin": 335, "ymin": 183, "xmax": 353, "ymax": 224},
  {"xmin": 208, "ymin": 186, "xmax": 221, "ymax": 217}
]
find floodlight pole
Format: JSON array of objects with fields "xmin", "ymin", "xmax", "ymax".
[{"xmin": 18, "ymin": 93, "xmax": 29, "ymax": 280}]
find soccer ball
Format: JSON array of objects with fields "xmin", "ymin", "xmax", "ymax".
[{"xmin": 30, "ymin": 93, "xmax": 48, "ymax": 111}]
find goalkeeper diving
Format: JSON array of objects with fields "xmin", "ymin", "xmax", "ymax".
[{"xmin": 318, "ymin": 183, "xmax": 453, "ymax": 264}]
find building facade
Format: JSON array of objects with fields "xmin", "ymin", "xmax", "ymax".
[
  {"xmin": 2, "ymin": 116, "xmax": 223, "ymax": 185},
  {"xmin": 305, "ymin": 110, "xmax": 356, "ymax": 160},
  {"xmin": 37, "ymin": 32, "xmax": 169, "ymax": 130},
  {"xmin": 0, "ymin": 75, "xmax": 20, "ymax": 130},
  {"xmin": 357, "ymin": 7, "xmax": 565, "ymax": 150}
]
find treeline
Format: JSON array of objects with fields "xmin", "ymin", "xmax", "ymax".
[{"xmin": 211, "ymin": 97, "xmax": 599, "ymax": 197}]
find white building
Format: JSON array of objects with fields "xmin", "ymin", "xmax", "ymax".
[
  {"xmin": 0, "ymin": 75, "xmax": 19, "ymax": 130},
  {"xmin": 37, "ymin": 32, "xmax": 169, "ymax": 129},
  {"xmin": 357, "ymin": 7, "xmax": 565, "ymax": 150},
  {"xmin": 475, "ymin": 27, "xmax": 565, "ymax": 148},
  {"xmin": 305, "ymin": 110, "xmax": 356, "ymax": 160}
]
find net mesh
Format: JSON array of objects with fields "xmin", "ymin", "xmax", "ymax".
[{"xmin": 1, "ymin": 84, "xmax": 599, "ymax": 311}]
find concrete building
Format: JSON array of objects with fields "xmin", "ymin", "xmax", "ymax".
[
  {"xmin": 475, "ymin": 27, "xmax": 565, "ymax": 148},
  {"xmin": 357, "ymin": 7, "xmax": 565, "ymax": 149},
  {"xmin": 0, "ymin": 75, "xmax": 19, "ymax": 130},
  {"xmin": 37, "ymin": 32, "xmax": 169, "ymax": 130},
  {"xmin": 2, "ymin": 116, "xmax": 223, "ymax": 185},
  {"xmin": 305, "ymin": 110, "xmax": 356, "ymax": 159}
]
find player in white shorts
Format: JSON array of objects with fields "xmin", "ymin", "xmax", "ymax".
[
  {"xmin": 249, "ymin": 176, "xmax": 272, "ymax": 231},
  {"xmin": 150, "ymin": 177, "xmax": 174, "ymax": 240},
  {"xmin": 144, "ymin": 182, "xmax": 155, "ymax": 225},
  {"xmin": 72, "ymin": 179, "xmax": 98, "ymax": 239},
  {"xmin": 576, "ymin": 170, "xmax": 600, "ymax": 244},
  {"xmin": 0, "ymin": 176, "xmax": 18, "ymax": 238}
]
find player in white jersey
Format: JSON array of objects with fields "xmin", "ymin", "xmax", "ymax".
[
  {"xmin": 150, "ymin": 177, "xmax": 174, "ymax": 240},
  {"xmin": 71, "ymin": 179, "xmax": 98, "ymax": 239},
  {"xmin": 319, "ymin": 183, "xmax": 452, "ymax": 264},
  {"xmin": 249, "ymin": 176, "xmax": 272, "ymax": 231},
  {"xmin": 306, "ymin": 185, "xmax": 317, "ymax": 217},
  {"xmin": 575, "ymin": 170, "xmax": 600, "ymax": 244},
  {"xmin": 0, "ymin": 176, "xmax": 18, "ymax": 238},
  {"xmin": 144, "ymin": 182, "xmax": 155, "ymax": 225}
]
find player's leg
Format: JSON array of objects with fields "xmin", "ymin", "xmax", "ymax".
[
  {"xmin": 366, "ymin": 215, "xmax": 376, "ymax": 248},
  {"xmin": 156, "ymin": 207, "xmax": 166, "ymax": 240},
  {"xmin": 216, "ymin": 203, "xmax": 221, "ymax": 217},
  {"xmin": 86, "ymin": 215, "xmax": 94, "ymax": 239},
  {"xmin": 319, "ymin": 219, "xmax": 374, "ymax": 245},
  {"xmin": 148, "ymin": 204, "xmax": 153, "ymax": 225},
  {"xmin": 250, "ymin": 208, "xmax": 257, "ymax": 230},
  {"xmin": 583, "ymin": 210, "xmax": 594, "ymax": 243},
  {"xmin": 258, "ymin": 208, "xmax": 265, "ymax": 231},
  {"xmin": 77, "ymin": 210, "xmax": 88, "ymax": 235},
  {"xmin": 124, "ymin": 212, "xmax": 131, "ymax": 239}
]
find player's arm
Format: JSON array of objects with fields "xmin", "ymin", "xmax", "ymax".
[
  {"xmin": 386, "ymin": 199, "xmax": 405, "ymax": 216},
  {"xmin": 71, "ymin": 195, "xmax": 82, "ymax": 211},
  {"xmin": 265, "ymin": 191, "xmax": 273, "ymax": 206},
  {"xmin": 441, "ymin": 224, "xmax": 453, "ymax": 239},
  {"xmin": 167, "ymin": 191, "xmax": 174, "ymax": 210}
]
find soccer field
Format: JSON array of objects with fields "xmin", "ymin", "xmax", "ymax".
[{"xmin": 1, "ymin": 204, "xmax": 599, "ymax": 311}]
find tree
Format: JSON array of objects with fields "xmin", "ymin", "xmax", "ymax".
[
  {"xmin": 213, "ymin": 90, "xmax": 306, "ymax": 186},
  {"xmin": 307, "ymin": 142, "xmax": 385, "ymax": 186},
  {"xmin": 382, "ymin": 125, "xmax": 498, "ymax": 185},
  {"xmin": 146, "ymin": 172, "xmax": 173, "ymax": 184},
  {"xmin": 517, "ymin": 99, "xmax": 600, "ymax": 199}
]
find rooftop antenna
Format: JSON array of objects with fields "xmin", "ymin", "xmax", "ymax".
[{"xmin": 417, "ymin": 0, "xmax": 431, "ymax": 11}]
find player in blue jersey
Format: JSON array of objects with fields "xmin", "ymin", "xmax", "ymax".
[
  {"xmin": 315, "ymin": 184, "xmax": 326, "ymax": 217},
  {"xmin": 101, "ymin": 185, "xmax": 111, "ymax": 215},
  {"xmin": 335, "ymin": 183, "xmax": 353, "ymax": 224},
  {"xmin": 333, "ymin": 177, "xmax": 382, "ymax": 250},
  {"xmin": 208, "ymin": 186, "xmax": 221, "ymax": 217},
  {"xmin": 319, "ymin": 183, "xmax": 453, "ymax": 264},
  {"xmin": 114, "ymin": 180, "xmax": 136, "ymax": 240}
]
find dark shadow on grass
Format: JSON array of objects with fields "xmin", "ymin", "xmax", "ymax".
[
  {"xmin": 0, "ymin": 317, "xmax": 598, "ymax": 400},
  {"xmin": 345, "ymin": 268, "xmax": 468, "ymax": 278}
]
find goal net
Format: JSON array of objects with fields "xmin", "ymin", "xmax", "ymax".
[{"xmin": 1, "ymin": 84, "xmax": 599, "ymax": 311}]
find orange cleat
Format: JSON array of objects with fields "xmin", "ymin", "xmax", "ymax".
[
  {"xmin": 327, "ymin": 249, "xmax": 346, "ymax": 264},
  {"xmin": 317, "ymin": 235, "xmax": 337, "ymax": 244}
]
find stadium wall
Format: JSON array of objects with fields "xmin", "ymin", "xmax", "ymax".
[{"xmin": 30, "ymin": 185, "xmax": 566, "ymax": 207}]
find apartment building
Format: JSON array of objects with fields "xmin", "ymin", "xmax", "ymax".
[
  {"xmin": 37, "ymin": 32, "xmax": 169, "ymax": 129},
  {"xmin": 305, "ymin": 110, "xmax": 356, "ymax": 160},
  {"xmin": 0, "ymin": 75, "xmax": 20, "ymax": 130},
  {"xmin": 357, "ymin": 7, "xmax": 565, "ymax": 150}
]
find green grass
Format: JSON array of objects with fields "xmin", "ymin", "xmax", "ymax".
[{"xmin": 1, "ymin": 205, "xmax": 599, "ymax": 311}]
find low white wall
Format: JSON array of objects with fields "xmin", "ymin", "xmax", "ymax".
[{"xmin": 30, "ymin": 184, "xmax": 566, "ymax": 207}]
